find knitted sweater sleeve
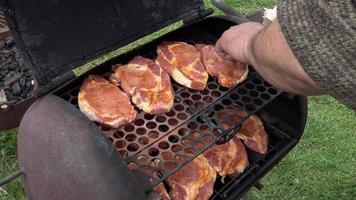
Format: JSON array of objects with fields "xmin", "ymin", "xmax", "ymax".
[{"xmin": 277, "ymin": 0, "xmax": 356, "ymax": 110}]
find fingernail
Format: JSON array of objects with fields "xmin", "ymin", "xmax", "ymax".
[{"xmin": 216, "ymin": 51, "xmax": 226, "ymax": 58}]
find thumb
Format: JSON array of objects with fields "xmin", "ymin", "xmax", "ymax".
[
  {"xmin": 215, "ymin": 40, "xmax": 227, "ymax": 58},
  {"xmin": 215, "ymin": 41, "xmax": 234, "ymax": 61}
]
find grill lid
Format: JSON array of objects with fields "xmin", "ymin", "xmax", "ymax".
[{"xmin": 1, "ymin": 0, "xmax": 207, "ymax": 87}]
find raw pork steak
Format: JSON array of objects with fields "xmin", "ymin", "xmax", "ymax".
[
  {"xmin": 78, "ymin": 75, "xmax": 137, "ymax": 128},
  {"xmin": 167, "ymin": 155, "xmax": 216, "ymax": 200},
  {"xmin": 156, "ymin": 41, "xmax": 208, "ymax": 90},
  {"xmin": 111, "ymin": 56, "xmax": 174, "ymax": 114},
  {"xmin": 237, "ymin": 115, "xmax": 269, "ymax": 154},
  {"xmin": 196, "ymin": 44, "xmax": 248, "ymax": 88},
  {"xmin": 204, "ymin": 136, "xmax": 248, "ymax": 178}
]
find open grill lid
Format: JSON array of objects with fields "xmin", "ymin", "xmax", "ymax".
[{"xmin": 1, "ymin": 0, "xmax": 207, "ymax": 88}]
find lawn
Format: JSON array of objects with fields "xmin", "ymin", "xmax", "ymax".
[{"xmin": 1, "ymin": 1, "xmax": 355, "ymax": 200}]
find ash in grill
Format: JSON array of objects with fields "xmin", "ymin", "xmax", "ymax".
[{"xmin": 0, "ymin": 39, "xmax": 35, "ymax": 103}]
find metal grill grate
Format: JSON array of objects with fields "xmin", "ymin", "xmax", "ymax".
[
  {"xmin": 60, "ymin": 69, "xmax": 282, "ymax": 187},
  {"xmin": 210, "ymin": 122, "xmax": 296, "ymax": 199}
]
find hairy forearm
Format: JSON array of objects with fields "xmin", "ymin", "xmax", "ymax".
[{"xmin": 248, "ymin": 20, "xmax": 323, "ymax": 95}]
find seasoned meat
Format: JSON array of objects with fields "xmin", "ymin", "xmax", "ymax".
[
  {"xmin": 195, "ymin": 44, "xmax": 248, "ymax": 88},
  {"xmin": 216, "ymin": 106, "xmax": 268, "ymax": 154},
  {"xmin": 110, "ymin": 56, "xmax": 174, "ymax": 114},
  {"xmin": 237, "ymin": 115, "xmax": 268, "ymax": 154},
  {"xmin": 128, "ymin": 160, "xmax": 171, "ymax": 200},
  {"xmin": 78, "ymin": 75, "xmax": 137, "ymax": 128},
  {"xmin": 167, "ymin": 155, "xmax": 216, "ymax": 200},
  {"xmin": 154, "ymin": 183, "xmax": 171, "ymax": 200},
  {"xmin": 156, "ymin": 41, "xmax": 208, "ymax": 90},
  {"xmin": 204, "ymin": 136, "xmax": 248, "ymax": 178}
]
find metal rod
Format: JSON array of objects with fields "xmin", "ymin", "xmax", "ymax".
[
  {"xmin": 211, "ymin": 0, "xmax": 249, "ymax": 22},
  {"xmin": 0, "ymin": 168, "xmax": 25, "ymax": 186}
]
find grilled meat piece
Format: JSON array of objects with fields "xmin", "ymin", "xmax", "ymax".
[
  {"xmin": 78, "ymin": 75, "xmax": 137, "ymax": 128},
  {"xmin": 204, "ymin": 136, "xmax": 248, "ymax": 178},
  {"xmin": 111, "ymin": 56, "xmax": 174, "ymax": 114},
  {"xmin": 156, "ymin": 41, "xmax": 208, "ymax": 90},
  {"xmin": 195, "ymin": 44, "xmax": 248, "ymax": 88},
  {"xmin": 167, "ymin": 155, "xmax": 216, "ymax": 200},
  {"xmin": 237, "ymin": 115, "xmax": 269, "ymax": 154}
]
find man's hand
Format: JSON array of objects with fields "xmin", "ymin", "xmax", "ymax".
[
  {"xmin": 215, "ymin": 22, "xmax": 263, "ymax": 65},
  {"xmin": 215, "ymin": 20, "xmax": 323, "ymax": 96}
]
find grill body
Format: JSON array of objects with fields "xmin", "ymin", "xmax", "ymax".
[
  {"xmin": 17, "ymin": 17, "xmax": 307, "ymax": 200},
  {"xmin": 18, "ymin": 95, "xmax": 147, "ymax": 200}
]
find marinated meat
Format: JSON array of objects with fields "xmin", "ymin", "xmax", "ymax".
[
  {"xmin": 237, "ymin": 115, "xmax": 268, "ymax": 154},
  {"xmin": 216, "ymin": 106, "xmax": 268, "ymax": 154},
  {"xmin": 204, "ymin": 137, "xmax": 248, "ymax": 178},
  {"xmin": 78, "ymin": 75, "xmax": 137, "ymax": 128},
  {"xmin": 156, "ymin": 41, "xmax": 208, "ymax": 90},
  {"xmin": 110, "ymin": 56, "xmax": 174, "ymax": 114},
  {"xmin": 128, "ymin": 160, "xmax": 171, "ymax": 200},
  {"xmin": 195, "ymin": 44, "xmax": 248, "ymax": 88},
  {"xmin": 167, "ymin": 155, "xmax": 216, "ymax": 200},
  {"xmin": 154, "ymin": 183, "xmax": 171, "ymax": 200}
]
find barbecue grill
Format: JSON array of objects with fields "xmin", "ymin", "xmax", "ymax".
[{"xmin": 0, "ymin": 0, "xmax": 308, "ymax": 199}]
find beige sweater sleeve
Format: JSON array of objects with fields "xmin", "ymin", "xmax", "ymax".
[{"xmin": 277, "ymin": 0, "xmax": 356, "ymax": 110}]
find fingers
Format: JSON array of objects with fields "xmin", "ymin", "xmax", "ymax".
[
  {"xmin": 214, "ymin": 27, "xmax": 243, "ymax": 62},
  {"xmin": 216, "ymin": 40, "xmax": 240, "ymax": 61},
  {"xmin": 214, "ymin": 39, "xmax": 225, "ymax": 56},
  {"xmin": 223, "ymin": 54, "xmax": 234, "ymax": 61},
  {"xmin": 214, "ymin": 22, "xmax": 263, "ymax": 64}
]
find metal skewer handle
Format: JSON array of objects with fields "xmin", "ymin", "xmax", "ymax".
[{"xmin": 211, "ymin": 0, "xmax": 249, "ymax": 23}]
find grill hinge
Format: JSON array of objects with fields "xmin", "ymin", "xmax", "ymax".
[{"xmin": 183, "ymin": 8, "xmax": 214, "ymax": 25}]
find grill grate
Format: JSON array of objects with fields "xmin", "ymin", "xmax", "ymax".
[
  {"xmin": 59, "ymin": 70, "xmax": 282, "ymax": 187},
  {"xmin": 211, "ymin": 123, "xmax": 296, "ymax": 199}
]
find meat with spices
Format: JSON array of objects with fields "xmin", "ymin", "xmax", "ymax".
[
  {"xmin": 78, "ymin": 75, "xmax": 137, "ymax": 128},
  {"xmin": 156, "ymin": 41, "xmax": 208, "ymax": 90},
  {"xmin": 195, "ymin": 44, "xmax": 248, "ymax": 88},
  {"xmin": 111, "ymin": 56, "xmax": 174, "ymax": 114}
]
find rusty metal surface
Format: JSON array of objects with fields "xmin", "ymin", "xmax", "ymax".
[
  {"xmin": 0, "ymin": 96, "xmax": 35, "ymax": 131},
  {"xmin": 18, "ymin": 94, "xmax": 146, "ymax": 200}
]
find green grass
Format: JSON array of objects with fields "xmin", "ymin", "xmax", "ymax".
[
  {"xmin": 250, "ymin": 96, "xmax": 356, "ymax": 200},
  {"xmin": 1, "ymin": 1, "xmax": 356, "ymax": 200},
  {"xmin": 0, "ymin": 129, "xmax": 24, "ymax": 200}
]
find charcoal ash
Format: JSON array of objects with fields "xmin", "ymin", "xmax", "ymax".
[{"xmin": 0, "ymin": 38, "xmax": 35, "ymax": 103}]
